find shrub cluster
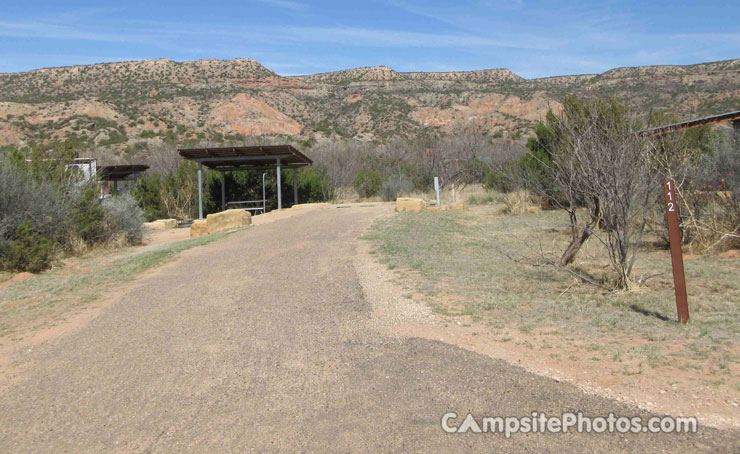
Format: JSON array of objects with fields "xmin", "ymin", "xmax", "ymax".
[{"xmin": 0, "ymin": 154, "xmax": 144, "ymax": 273}]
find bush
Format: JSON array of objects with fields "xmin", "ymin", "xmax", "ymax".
[
  {"xmin": 102, "ymin": 194, "xmax": 145, "ymax": 245},
  {"xmin": 1, "ymin": 221, "xmax": 56, "ymax": 272},
  {"xmin": 69, "ymin": 184, "xmax": 106, "ymax": 244},
  {"xmin": 297, "ymin": 164, "xmax": 333, "ymax": 202},
  {"xmin": 379, "ymin": 174, "xmax": 414, "ymax": 201},
  {"xmin": 0, "ymin": 160, "xmax": 70, "ymax": 246},
  {"xmin": 482, "ymin": 168, "xmax": 515, "ymax": 193},
  {"xmin": 503, "ymin": 189, "xmax": 540, "ymax": 215},
  {"xmin": 132, "ymin": 176, "xmax": 165, "ymax": 221},
  {"xmin": 353, "ymin": 169, "xmax": 382, "ymax": 198},
  {"xmin": 681, "ymin": 131, "xmax": 740, "ymax": 252}
]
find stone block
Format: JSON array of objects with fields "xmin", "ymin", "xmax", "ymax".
[
  {"xmin": 190, "ymin": 219, "xmax": 208, "ymax": 238},
  {"xmin": 143, "ymin": 218, "xmax": 178, "ymax": 230},
  {"xmin": 206, "ymin": 209, "xmax": 252, "ymax": 234}
]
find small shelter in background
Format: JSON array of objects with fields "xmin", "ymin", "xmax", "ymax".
[
  {"xmin": 177, "ymin": 145, "xmax": 313, "ymax": 219},
  {"xmin": 97, "ymin": 164, "xmax": 149, "ymax": 194},
  {"xmin": 65, "ymin": 157, "xmax": 97, "ymax": 183}
]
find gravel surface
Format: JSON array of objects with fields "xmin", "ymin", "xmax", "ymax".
[{"xmin": 1, "ymin": 205, "xmax": 737, "ymax": 453}]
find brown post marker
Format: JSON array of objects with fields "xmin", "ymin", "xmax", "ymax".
[{"xmin": 663, "ymin": 179, "xmax": 689, "ymax": 323}]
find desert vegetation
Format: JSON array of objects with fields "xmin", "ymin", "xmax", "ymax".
[{"xmin": 0, "ymin": 148, "xmax": 144, "ymax": 272}]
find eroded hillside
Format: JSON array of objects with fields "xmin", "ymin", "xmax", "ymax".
[{"xmin": 0, "ymin": 58, "xmax": 738, "ymax": 151}]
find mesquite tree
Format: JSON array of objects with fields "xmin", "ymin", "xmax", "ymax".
[{"xmin": 548, "ymin": 97, "xmax": 659, "ymax": 289}]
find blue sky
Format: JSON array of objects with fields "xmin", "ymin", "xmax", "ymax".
[{"xmin": 1, "ymin": 0, "xmax": 738, "ymax": 78}]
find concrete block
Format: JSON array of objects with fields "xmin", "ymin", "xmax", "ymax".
[
  {"xmin": 143, "ymin": 218, "xmax": 178, "ymax": 230},
  {"xmin": 206, "ymin": 209, "xmax": 252, "ymax": 234},
  {"xmin": 190, "ymin": 219, "xmax": 208, "ymax": 238},
  {"xmin": 396, "ymin": 198, "xmax": 427, "ymax": 212}
]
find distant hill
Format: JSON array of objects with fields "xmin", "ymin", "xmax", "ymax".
[{"xmin": 1, "ymin": 57, "xmax": 738, "ymax": 152}]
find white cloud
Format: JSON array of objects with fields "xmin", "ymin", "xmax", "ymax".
[{"xmin": 255, "ymin": 0, "xmax": 306, "ymax": 10}]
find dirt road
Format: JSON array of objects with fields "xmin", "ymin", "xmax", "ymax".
[{"xmin": 1, "ymin": 205, "xmax": 737, "ymax": 452}]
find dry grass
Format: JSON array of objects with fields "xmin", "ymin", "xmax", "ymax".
[
  {"xmin": 333, "ymin": 184, "xmax": 492, "ymax": 205},
  {"xmin": 365, "ymin": 205, "xmax": 740, "ymax": 396},
  {"xmin": 503, "ymin": 189, "xmax": 540, "ymax": 215}
]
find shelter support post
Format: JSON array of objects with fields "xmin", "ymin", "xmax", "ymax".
[
  {"xmin": 276, "ymin": 159, "xmax": 282, "ymax": 210},
  {"xmin": 220, "ymin": 171, "xmax": 226, "ymax": 212},
  {"xmin": 197, "ymin": 163, "xmax": 203, "ymax": 220},
  {"xmin": 262, "ymin": 173, "xmax": 267, "ymax": 214},
  {"xmin": 293, "ymin": 168, "xmax": 298, "ymax": 206}
]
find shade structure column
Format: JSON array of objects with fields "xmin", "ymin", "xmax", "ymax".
[
  {"xmin": 197, "ymin": 162, "xmax": 203, "ymax": 220},
  {"xmin": 276, "ymin": 158, "xmax": 282, "ymax": 210},
  {"xmin": 293, "ymin": 168, "xmax": 298, "ymax": 206},
  {"xmin": 220, "ymin": 170, "xmax": 226, "ymax": 211}
]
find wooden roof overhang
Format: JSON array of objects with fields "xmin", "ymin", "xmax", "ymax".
[
  {"xmin": 178, "ymin": 145, "xmax": 312, "ymax": 171},
  {"xmin": 638, "ymin": 110, "xmax": 740, "ymax": 137},
  {"xmin": 97, "ymin": 164, "xmax": 149, "ymax": 181}
]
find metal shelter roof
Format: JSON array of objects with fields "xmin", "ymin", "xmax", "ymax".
[
  {"xmin": 638, "ymin": 110, "xmax": 740, "ymax": 137},
  {"xmin": 97, "ymin": 164, "xmax": 149, "ymax": 181},
  {"xmin": 178, "ymin": 145, "xmax": 312, "ymax": 171}
]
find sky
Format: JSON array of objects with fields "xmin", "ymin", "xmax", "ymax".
[{"xmin": 1, "ymin": 0, "xmax": 738, "ymax": 78}]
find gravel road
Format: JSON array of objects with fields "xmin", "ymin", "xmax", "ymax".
[{"xmin": 1, "ymin": 204, "xmax": 737, "ymax": 453}]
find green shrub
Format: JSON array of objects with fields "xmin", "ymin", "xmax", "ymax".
[
  {"xmin": 379, "ymin": 174, "xmax": 414, "ymax": 201},
  {"xmin": 69, "ymin": 184, "xmax": 106, "ymax": 244},
  {"xmin": 482, "ymin": 168, "xmax": 515, "ymax": 192},
  {"xmin": 1, "ymin": 221, "xmax": 56, "ymax": 272},
  {"xmin": 353, "ymin": 169, "xmax": 382, "ymax": 198},
  {"xmin": 133, "ymin": 176, "xmax": 165, "ymax": 221},
  {"xmin": 483, "ymin": 148, "xmax": 554, "ymax": 195},
  {"xmin": 297, "ymin": 165, "xmax": 333, "ymax": 202}
]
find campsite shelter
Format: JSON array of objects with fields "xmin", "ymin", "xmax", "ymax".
[
  {"xmin": 97, "ymin": 164, "xmax": 149, "ymax": 194},
  {"xmin": 178, "ymin": 145, "xmax": 313, "ymax": 219}
]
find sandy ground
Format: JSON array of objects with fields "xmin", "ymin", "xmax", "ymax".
[{"xmin": 0, "ymin": 204, "xmax": 738, "ymax": 452}]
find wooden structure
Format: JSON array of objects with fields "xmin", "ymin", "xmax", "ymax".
[
  {"xmin": 97, "ymin": 164, "xmax": 149, "ymax": 193},
  {"xmin": 638, "ymin": 110, "xmax": 740, "ymax": 137}
]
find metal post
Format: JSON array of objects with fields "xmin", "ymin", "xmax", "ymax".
[
  {"xmin": 276, "ymin": 159, "xmax": 282, "ymax": 210},
  {"xmin": 293, "ymin": 168, "xmax": 298, "ymax": 206},
  {"xmin": 220, "ymin": 171, "xmax": 226, "ymax": 212},
  {"xmin": 434, "ymin": 176, "xmax": 441, "ymax": 206},
  {"xmin": 262, "ymin": 172, "xmax": 267, "ymax": 214},
  {"xmin": 663, "ymin": 179, "xmax": 689, "ymax": 323},
  {"xmin": 197, "ymin": 163, "xmax": 203, "ymax": 220}
]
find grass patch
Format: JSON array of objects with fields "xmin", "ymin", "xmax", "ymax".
[
  {"xmin": 0, "ymin": 230, "xmax": 236, "ymax": 338},
  {"xmin": 365, "ymin": 206, "xmax": 740, "ymax": 389}
]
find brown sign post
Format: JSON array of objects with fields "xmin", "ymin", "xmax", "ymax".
[{"xmin": 662, "ymin": 180, "xmax": 690, "ymax": 323}]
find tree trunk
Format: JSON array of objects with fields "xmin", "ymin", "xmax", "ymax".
[
  {"xmin": 560, "ymin": 225, "xmax": 592, "ymax": 266},
  {"xmin": 561, "ymin": 197, "xmax": 601, "ymax": 266}
]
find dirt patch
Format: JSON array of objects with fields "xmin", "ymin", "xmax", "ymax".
[
  {"xmin": 143, "ymin": 227, "xmax": 191, "ymax": 245},
  {"xmin": 0, "ymin": 272, "xmax": 32, "ymax": 290}
]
